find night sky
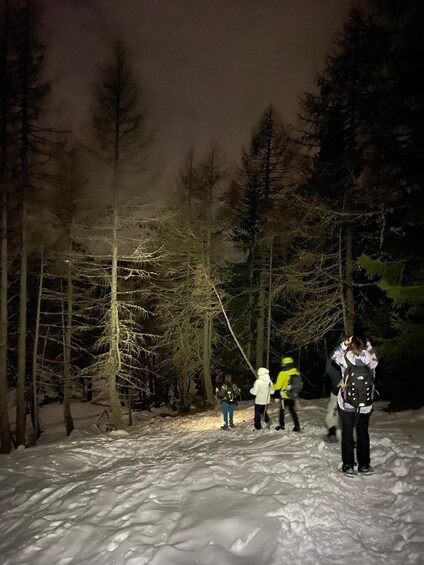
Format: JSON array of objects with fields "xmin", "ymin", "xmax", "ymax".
[{"xmin": 42, "ymin": 0, "xmax": 354, "ymax": 192}]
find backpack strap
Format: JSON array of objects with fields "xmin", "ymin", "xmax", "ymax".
[
  {"xmin": 342, "ymin": 353, "xmax": 353, "ymax": 387},
  {"xmin": 344, "ymin": 352, "xmax": 354, "ymax": 367}
]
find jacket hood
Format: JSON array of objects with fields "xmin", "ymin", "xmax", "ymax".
[
  {"xmin": 282, "ymin": 356, "xmax": 294, "ymax": 365},
  {"xmin": 257, "ymin": 367, "xmax": 269, "ymax": 377}
]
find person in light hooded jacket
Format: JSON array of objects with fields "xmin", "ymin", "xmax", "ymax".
[
  {"xmin": 332, "ymin": 335, "xmax": 378, "ymax": 475},
  {"xmin": 250, "ymin": 367, "xmax": 272, "ymax": 430}
]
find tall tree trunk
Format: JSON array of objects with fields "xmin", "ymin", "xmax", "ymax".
[
  {"xmin": 17, "ymin": 200, "xmax": 27, "ymax": 446},
  {"xmin": 105, "ymin": 51, "xmax": 124, "ymax": 430},
  {"xmin": 202, "ymin": 312, "xmax": 214, "ymax": 405},
  {"xmin": 246, "ymin": 256, "xmax": 254, "ymax": 362},
  {"xmin": 109, "ymin": 197, "xmax": 123, "ymax": 428},
  {"xmin": 339, "ymin": 228, "xmax": 348, "ymax": 336},
  {"xmin": 0, "ymin": 0, "xmax": 11, "ymax": 453},
  {"xmin": 255, "ymin": 268, "xmax": 266, "ymax": 369},
  {"xmin": 178, "ymin": 331, "xmax": 189, "ymax": 408},
  {"xmin": 63, "ymin": 253, "xmax": 74, "ymax": 436},
  {"xmin": 0, "ymin": 180, "xmax": 10, "ymax": 453},
  {"xmin": 62, "ymin": 151, "xmax": 75, "ymax": 436},
  {"xmin": 265, "ymin": 239, "xmax": 274, "ymax": 368},
  {"xmin": 30, "ymin": 247, "xmax": 43, "ymax": 446},
  {"xmin": 127, "ymin": 388, "xmax": 132, "ymax": 426},
  {"xmin": 17, "ymin": 0, "xmax": 31, "ymax": 447},
  {"xmin": 257, "ymin": 109, "xmax": 272, "ymax": 368},
  {"xmin": 345, "ymin": 225, "xmax": 355, "ymax": 335},
  {"xmin": 200, "ymin": 150, "xmax": 215, "ymax": 406}
]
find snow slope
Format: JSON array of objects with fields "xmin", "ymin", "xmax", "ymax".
[{"xmin": 0, "ymin": 399, "xmax": 423, "ymax": 565}]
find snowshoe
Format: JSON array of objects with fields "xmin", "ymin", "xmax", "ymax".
[
  {"xmin": 340, "ymin": 465, "xmax": 356, "ymax": 477},
  {"xmin": 323, "ymin": 434, "xmax": 338, "ymax": 444},
  {"xmin": 358, "ymin": 466, "xmax": 375, "ymax": 475}
]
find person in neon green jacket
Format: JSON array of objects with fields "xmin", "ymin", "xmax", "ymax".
[{"xmin": 272, "ymin": 356, "xmax": 301, "ymax": 432}]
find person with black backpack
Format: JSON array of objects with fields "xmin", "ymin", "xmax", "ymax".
[
  {"xmin": 216, "ymin": 374, "xmax": 240, "ymax": 430},
  {"xmin": 272, "ymin": 356, "xmax": 302, "ymax": 432},
  {"xmin": 332, "ymin": 335, "xmax": 378, "ymax": 476}
]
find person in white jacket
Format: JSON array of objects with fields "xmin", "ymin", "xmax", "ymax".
[
  {"xmin": 332, "ymin": 335, "xmax": 378, "ymax": 475},
  {"xmin": 250, "ymin": 367, "xmax": 273, "ymax": 430}
]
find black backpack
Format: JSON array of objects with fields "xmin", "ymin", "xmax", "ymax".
[
  {"xmin": 342, "ymin": 355, "xmax": 374, "ymax": 408},
  {"xmin": 222, "ymin": 384, "xmax": 238, "ymax": 404},
  {"xmin": 285, "ymin": 372, "xmax": 303, "ymax": 400}
]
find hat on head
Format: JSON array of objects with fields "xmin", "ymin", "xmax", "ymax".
[
  {"xmin": 257, "ymin": 367, "xmax": 269, "ymax": 377},
  {"xmin": 282, "ymin": 357, "xmax": 294, "ymax": 365}
]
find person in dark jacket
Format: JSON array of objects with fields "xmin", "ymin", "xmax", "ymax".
[
  {"xmin": 272, "ymin": 356, "xmax": 301, "ymax": 432},
  {"xmin": 324, "ymin": 356, "xmax": 342, "ymax": 443},
  {"xmin": 216, "ymin": 374, "xmax": 240, "ymax": 429}
]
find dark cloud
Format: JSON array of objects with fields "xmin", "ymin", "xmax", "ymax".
[{"xmin": 42, "ymin": 0, "xmax": 353, "ymax": 191}]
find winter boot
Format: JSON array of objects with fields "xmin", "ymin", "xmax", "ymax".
[{"xmin": 342, "ymin": 464, "xmax": 354, "ymax": 476}]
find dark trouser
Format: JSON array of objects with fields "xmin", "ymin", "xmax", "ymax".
[
  {"xmin": 279, "ymin": 398, "xmax": 300, "ymax": 430},
  {"xmin": 254, "ymin": 404, "xmax": 270, "ymax": 429},
  {"xmin": 339, "ymin": 408, "xmax": 371, "ymax": 468}
]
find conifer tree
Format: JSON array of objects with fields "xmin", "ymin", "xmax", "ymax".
[
  {"xmin": 89, "ymin": 39, "xmax": 150, "ymax": 428},
  {"xmin": 232, "ymin": 105, "xmax": 296, "ymax": 367},
  {"xmin": 356, "ymin": 0, "xmax": 424, "ymax": 408},
  {"xmin": 279, "ymin": 8, "xmax": 391, "ymax": 345},
  {"xmin": 11, "ymin": 0, "xmax": 51, "ymax": 446},
  {"xmin": 278, "ymin": 2, "xmax": 423, "ymax": 409},
  {"xmin": 0, "ymin": 0, "xmax": 12, "ymax": 452},
  {"xmin": 156, "ymin": 147, "xmax": 227, "ymax": 407}
]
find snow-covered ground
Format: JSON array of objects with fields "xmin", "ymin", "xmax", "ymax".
[{"xmin": 1, "ymin": 398, "xmax": 423, "ymax": 565}]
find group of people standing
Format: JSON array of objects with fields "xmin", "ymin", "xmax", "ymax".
[
  {"xmin": 249, "ymin": 359, "xmax": 301, "ymax": 432},
  {"xmin": 217, "ymin": 356, "xmax": 302, "ymax": 432},
  {"xmin": 216, "ymin": 334, "xmax": 378, "ymax": 475}
]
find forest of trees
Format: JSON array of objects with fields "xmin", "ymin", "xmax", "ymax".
[{"xmin": 0, "ymin": 0, "xmax": 422, "ymax": 452}]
